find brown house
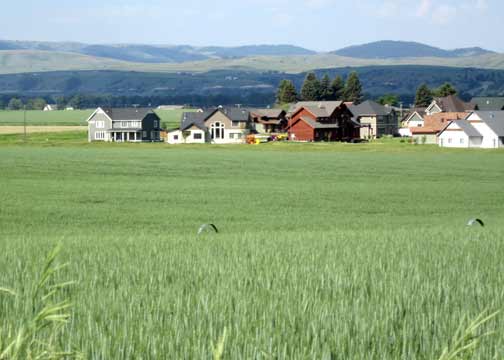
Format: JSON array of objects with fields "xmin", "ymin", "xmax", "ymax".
[
  {"xmin": 287, "ymin": 101, "xmax": 360, "ymax": 142},
  {"xmin": 249, "ymin": 109, "xmax": 287, "ymax": 133}
]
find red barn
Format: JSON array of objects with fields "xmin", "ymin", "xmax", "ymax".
[{"xmin": 287, "ymin": 101, "xmax": 360, "ymax": 142}]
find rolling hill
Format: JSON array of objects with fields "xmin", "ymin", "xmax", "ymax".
[
  {"xmin": 2, "ymin": 50, "xmax": 504, "ymax": 75},
  {"xmin": 331, "ymin": 40, "xmax": 495, "ymax": 59}
]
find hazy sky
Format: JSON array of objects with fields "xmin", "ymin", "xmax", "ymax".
[{"xmin": 1, "ymin": 0, "xmax": 501, "ymax": 52}]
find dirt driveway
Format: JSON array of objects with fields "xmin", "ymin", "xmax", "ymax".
[{"xmin": 0, "ymin": 126, "xmax": 87, "ymax": 134}]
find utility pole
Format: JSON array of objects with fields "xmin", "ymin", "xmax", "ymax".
[{"xmin": 23, "ymin": 105, "xmax": 27, "ymax": 142}]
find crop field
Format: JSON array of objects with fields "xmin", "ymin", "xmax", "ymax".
[
  {"xmin": 0, "ymin": 138, "xmax": 503, "ymax": 359},
  {"xmin": 0, "ymin": 109, "xmax": 194, "ymax": 128}
]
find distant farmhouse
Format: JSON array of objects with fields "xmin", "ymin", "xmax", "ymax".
[
  {"xmin": 43, "ymin": 104, "xmax": 58, "ymax": 111},
  {"xmin": 348, "ymin": 100, "xmax": 398, "ymax": 139},
  {"xmin": 87, "ymin": 107, "xmax": 162, "ymax": 142},
  {"xmin": 287, "ymin": 101, "xmax": 360, "ymax": 142},
  {"xmin": 438, "ymin": 111, "xmax": 504, "ymax": 149}
]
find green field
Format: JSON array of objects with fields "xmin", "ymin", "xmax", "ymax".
[
  {"xmin": 0, "ymin": 138, "xmax": 503, "ymax": 358},
  {"xmin": 0, "ymin": 109, "xmax": 192, "ymax": 128}
]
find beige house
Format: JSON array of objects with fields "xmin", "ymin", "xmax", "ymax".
[
  {"xmin": 167, "ymin": 107, "xmax": 250, "ymax": 144},
  {"xmin": 349, "ymin": 100, "xmax": 398, "ymax": 138}
]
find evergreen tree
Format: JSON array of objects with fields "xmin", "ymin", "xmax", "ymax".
[
  {"xmin": 319, "ymin": 74, "xmax": 332, "ymax": 100},
  {"xmin": 26, "ymin": 97, "xmax": 47, "ymax": 110},
  {"xmin": 300, "ymin": 72, "xmax": 321, "ymax": 101},
  {"xmin": 8, "ymin": 98, "xmax": 24, "ymax": 110},
  {"xmin": 276, "ymin": 80, "xmax": 297, "ymax": 104},
  {"xmin": 435, "ymin": 83, "xmax": 457, "ymax": 97},
  {"xmin": 415, "ymin": 84, "xmax": 433, "ymax": 107},
  {"xmin": 330, "ymin": 76, "xmax": 345, "ymax": 100},
  {"xmin": 343, "ymin": 72, "xmax": 363, "ymax": 104},
  {"xmin": 377, "ymin": 94, "xmax": 399, "ymax": 106}
]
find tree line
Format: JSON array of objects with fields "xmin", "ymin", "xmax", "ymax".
[
  {"xmin": 276, "ymin": 71, "xmax": 364, "ymax": 105},
  {"xmin": 414, "ymin": 83, "xmax": 458, "ymax": 107}
]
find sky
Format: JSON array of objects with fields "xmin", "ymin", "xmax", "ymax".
[{"xmin": 0, "ymin": 0, "xmax": 502, "ymax": 52}]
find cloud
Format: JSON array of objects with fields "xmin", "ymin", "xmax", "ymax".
[
  {"xmin": 416, "ymin": 0, "xmax": 432, "ymax": 17},
  {"xmin": 431, "ymin": 4, "xmax": 457, "ymax": 25}
]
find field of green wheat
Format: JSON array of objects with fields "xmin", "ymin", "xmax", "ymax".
[
  {"xmin": 0, "ymin": 139, "xmax": 503, "ymax": 359},
  {"xmin": 0, "ymin": 109, "xmax": 193, "ymax": 127}
]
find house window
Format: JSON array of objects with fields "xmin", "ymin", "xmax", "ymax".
[
  {"xmin": 448, "ymin": 138, "xmax": 452, "ymax": 144},
  {"xmin": 173, "ymin": 135, "xmax": 179, "ymax": 140},
  {"xmin": 211, "ymin": 122, "xmax": 225, "ymax": 139},
  {"xmin": 193, "ymin": 133, "xmax": 202, "ymax": 140},
  {"xmin": 232, "ymin": 121, "xmax": 239, "ymax": 127},
  {"xmin": 154, "ymin": 120, "xmax": 158, "ymax": 128},
  {"xmin": 142, "ymin": 131, "xmax": 147, "ymax": 138},
  {"xmin": 94, "ymin": 131, "xmax": 105, "ymax": 140},
  {"xmin": 229, "ymin": 133, "xmax": 235, "ymax": 139},
  {"xmin": 121, "ymin": 121, "xmax": 128, "ymax": 128},
  {"xmin": 460, "ymin": 138, "xmax": 464, "ymax": 144},
  {"xmin": 96, "ymin": 120, "xmax": 105, "ymax": 129}
]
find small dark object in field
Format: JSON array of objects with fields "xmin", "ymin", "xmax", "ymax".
[
  {"xmin": 467, "ymin": 218, "xmax": 484, "ymax": 227},
  {"xmin": 198, "ymin": 224, "xmax": 219, "ymax": 235}
]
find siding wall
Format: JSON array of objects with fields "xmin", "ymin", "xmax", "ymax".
[{"xmin": 88, "ymin": 110, "xmax": 112, "ymax": 142}]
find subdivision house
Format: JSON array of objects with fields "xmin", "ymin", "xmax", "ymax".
[
  {"xmin": 249, "ymin": 109, "xmax": 287, "ymax": 133},
  {"xmin": 287, "ymin": 101, "xmax": 360, "ymax": 142},
  {"xmin": 87, "ymin": 107, "xmax": 162, "ymax": 142},
  {"xmin": 425, "ymin": 95, "xmax": 475, "ymax": 115},
  {"xmin": 348, "ymin": 100, "xmax": 398, "ymax": 138},
  {"xmin": 471, "ymin": 97, "xmax": 504, "ymax": 111},
  {"xmin": 167, "ymin": 107, "xmax": 251, "ymax": 144},
  {"xmin": 407, "ymin": 112, "xmax": 467, "ymax": 144},
  {"xmin": 438, "ymin": 111, "xmax": 504, "ymax": 148}
]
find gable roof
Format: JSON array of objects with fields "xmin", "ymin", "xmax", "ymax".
[
  {"xmin": 349, "ymin": 100, "xmax": 393, "ymax": 117},
  {"xmin": 290, "ymin": 101, "xmax": 344, "ymax": 118},
  {"xmin": 429, "ymin": 95, "xmax": 475, "ymax": 113},
  {"xmin": 250, "ymin": 108, "xmax": 286, "ymax": 119},
  {"xmin": 179, "ymin": 107, "xmax": 250, "ymax": 131},
  {"xmin": 472, "ymin": 97, "xmax": 504, "ymax": 111},
  {"xmin": 473, "ymin": 111, "xmax": 504, "ymax": 136},
  {"xmin": 100, "ymin": 108, "xmax": 158, "ymax": 121},
  {"xmin": 423, "ymin": 112, "xmax": 468, "ymax": 132},
  {"xmin": 180, "ymin": 109, "xmax": 216, "ymax": 131},
  {"xmin": 439, "ymin": 119, "xmax": 481, "ymax": 137}
]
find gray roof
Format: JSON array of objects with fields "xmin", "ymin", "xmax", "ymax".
[
  {"xmin": 300, "ymin": 116, "xmax": 339, "ymax": 129},
  {"xmin": 180, "ymin": 110, "xmax": 214, "ymax": 131},
  {"xmin": 103, "ymin": 108, "xmax": 158, "ymax": 121},
  {"xmin": 250, "ymin": 108, "xmax": 286, "ymax": 119},
  {"xmin": 179, "ymin": 107, "xmax": 250, "ymax": 131},
  {"xmin": 454, "ymin": 120, "xmax": 482, "ymax": 137},
  {"xmin": 349, "ymin": 100, "xmax": 393, "ymax": 117},
  {"xmin": 471, "ymin": 97, "xmax": 504, "ymax": 111},
  {"xmin": 290, "ymin": 101, "xmax": 344, "ymax": 117},
  {"xmin": 474, "ymin": 111, "xmax": 504, "ymax": 136}
]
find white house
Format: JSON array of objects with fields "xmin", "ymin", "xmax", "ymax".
[
  {"xmin": 43, "ymin": 104, "xmax": 58, "ymax": 111},
  {"xmin": 167, "ymin": 108, "xmax": 250, "ymax": 144},
  {"xmin": 438, "ymin": 111, "xmax": 504, "ymax": 149},
  {"xmin": 87, "ymin": 107, "xmax": 162, "ymax": 143}
]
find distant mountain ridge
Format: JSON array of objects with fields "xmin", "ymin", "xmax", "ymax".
[
  {"xmin": 0, "ymin": 40, "xmax": 315, "ymax": 63},
  {"xmin": 331, "ymin": 40, "xmax": 495, "ymax": 59}
]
